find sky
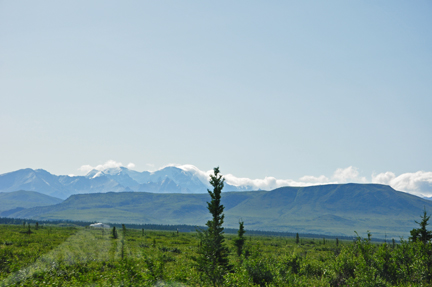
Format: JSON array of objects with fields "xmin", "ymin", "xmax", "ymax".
[{"xmin": 1, "ymin": 1, "xmax": 431, "ymax": 194}]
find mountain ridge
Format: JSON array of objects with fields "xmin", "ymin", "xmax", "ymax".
[
  {"xmin": 4, "ymin": 183, "xmax": 431, "ymax": 238},
  {"xmin": 0, "ymin": 167, "xmax": 250, "ymax": 199},
  {"xmin": 0, "ymin": 190, "xmax": 63, "ymax": 213}
]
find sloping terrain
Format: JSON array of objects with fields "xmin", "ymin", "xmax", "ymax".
[
  {"xmin": 5, "ymin": 183, "xmax": 431, "ymax": 238},
  {"xmin": 0, "ymin": 190, "xmax": 63, "ymax": 214}
]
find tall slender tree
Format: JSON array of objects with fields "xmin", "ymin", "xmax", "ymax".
[
  {"xmin": 195, "ymin": 167, "xmax": 230, "ymax": 286},
  {"xmin": 122, "ymin": 224, "xmax": 126, "ymax": 237},
  {"xmin": 112, "ymin": 226, "xmax": 118, "ymax": 239},
  {"xmin": 234, "ymin": 220, "xmax": 246, "ymax": 256}
]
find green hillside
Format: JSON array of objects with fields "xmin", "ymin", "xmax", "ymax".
[
  {"xmin": 0, "ymin": 190, "xmax": 63, "ymax": 214},
  {"xmin": 6, "ymin": 184, "xmax": 432, "ymax": 238}
]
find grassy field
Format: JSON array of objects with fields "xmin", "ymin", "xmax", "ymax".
[{"xmin": 0, "ymin": 223, "xmax": 430, "ymax": 286}]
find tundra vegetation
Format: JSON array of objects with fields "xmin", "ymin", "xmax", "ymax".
[
  {"xmin": 1, "ymin": 168, "xmax": 432, "ymax": 286},
  {"xmin": 1, "ymin": 223, "xmax": 432, "ymax": 286}
]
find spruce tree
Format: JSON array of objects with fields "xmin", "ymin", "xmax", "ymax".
[
  {"xmin": 112, "ymin": 226, "xmax": 118, "ymax": 239},
  {"xmin": 295, "ymin": 233, "xmax": 299, "ymax": 244},
  {"xmin": 195, "ymin": 167, "xmax": 230, "ymax": 286},
  {"xmin": 122, "ymin": 224, "xmax": 126, "ymax": 237},
  {"xmin": 234, "ymin": 220, "xmax": 246, "ymax": 256},
  {"xmin": 410, "ymin": 209, "xmax": 432, "ymax": 244}
]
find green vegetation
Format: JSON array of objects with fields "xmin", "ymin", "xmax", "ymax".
[
  {"xmin": 234, "ymin": 220, "xmax": 245, "ymax": 257},
  {"xmin": 409, "ymin": 209, "xmax": 432, "ymax": 244},
  {"xmin": 195, "ymin": 167, "xmax": 230, "ymax": 286},
  {"xmin": 2, "ymin": 172, "xmax": 432, "ymax": 285},
  {"xmin": 6, "ymin": 184, "xmax": 432, "ymax": 238},
  {"xmin": 0, "ymin": 190, "xmax": 62, "ymax": 214},
  {"xmin": 112, "ymin": 226, "xmax": 118, "ymax": 239},
  {"xmin": 1, "ymin": 217, "xmax": 360, "ymax": 241},
  {"xmin": 1, "ymin": 223, "xmax": 432, "ymax": 286}
]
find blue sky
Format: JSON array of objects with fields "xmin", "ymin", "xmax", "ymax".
[{"xmin": 1, "ymin": 1, "xmax": 431, "ymax": 193}]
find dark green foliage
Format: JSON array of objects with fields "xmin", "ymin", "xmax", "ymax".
[
  {"xmin": 21, "ymin": 223, "xmax": 33, "ymax": 235},
  {"xmin": 2, "ymin": 223, "xmax": 432, "ymax": 286},
  {"xmin": 244, "ymin": 257, "xmax": 274, "ymax": 286},
  {"xmin": 329, "ymin": 232, "xmax": 432, "ymax": 286},
  {"xmin": 144, "ymin": 255, "xmax": 165, "ymax": 281},
  {"xmin": 122, "ymin": 224, "xmax": 126, "ymax": 237},
  {"xmin": 112, "ymin": 226, "xmax": 118, "ymax": 239},
  {"xmin": 282, "ymin": 253, "xmax": 302, "ymax": 274},
  {"xmin": 121, "ymin": 239, "xmax": 125, "ymax": 260},
  {"xmin": 195, "ymin": 167, "xmax": 230, "ymax": 286},
  {"xmin": 234, "ymin": 220, "xmax": 246, "ymax": 256},
  {"xmin": 409, "ymin": 209, "xmax": 432, "ymax": 244},
  {"xmin": 336, "ymin": 237, "xmax": 339, "ymax": 246},
  {"xmin": 295, "ymin": 233, "xmax": 299, "ymax": 244},
  {"xmin": 159, "ymin": 246, "xmax": 181, "ymax": 254}
]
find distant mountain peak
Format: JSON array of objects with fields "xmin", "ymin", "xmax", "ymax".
[{"xmin": 1, "ymin": 165, "xmax": 426, "ymax": 202}]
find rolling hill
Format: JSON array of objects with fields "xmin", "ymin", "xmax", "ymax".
[
  {"xmin": 0, "ymin": 190, "xmax": 63, "ymax": 215},
  {"xmin": 4, "ymin": 183, "xmax": 431, "ymax": 239}
]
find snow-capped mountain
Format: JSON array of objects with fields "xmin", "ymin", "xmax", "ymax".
[{"xmin": 0, "ymin": 166, "xmax": 251, "ymax": 199}]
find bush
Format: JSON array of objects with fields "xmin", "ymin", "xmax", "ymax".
[{"xmin": 244, "ymin": 257, "xmax": 274, "ymax": 286}]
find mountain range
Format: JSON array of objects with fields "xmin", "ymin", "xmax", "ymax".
[
  {"xmin": 0, "ymin": 190, "xmax": 62, "ymax": 215},
  {"xmin": 2, "ymin": 167, "xmax": 432, "ymax": 238},
  {"xmin": 0, "ymin": 167, "xmax": 251, "ymax": 199},
  {"xmin": 2, "ymin": 184, "xmax": 431, "ymax": 239}
]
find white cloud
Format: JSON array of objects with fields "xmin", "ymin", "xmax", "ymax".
[
  {"xmin": 332, "ymin": 166, "xmax": 367, "ymax": 183},
  {"xmin": 171, "ymin": 165, "xmax": 432, "ymax": 196},
  {"xmin": 166, "ymin": 163, "xmax": 213, "ymax": 185},
  {"xmin": 78, "ymin": 164, "xmax": 94, "ymax": 174},
  {"xmin": 78, "ymin": 160, "xmax": 136, "ymax": 174},
  {"xmin": 223, "ymin": 174, "xmax": 317, "ymax": 190},
  {"xmin": 299, "ymin": 175, "xmax": 329, "ymax": 183},
  {"xmin": 371, "ymin": 171, "xmax": 396, "ymax": 185},
  {"xmin": 77, "ymin": 161, "xmax": 432, "ymax": 196},
  {"xmin": 166, "ymin": 164, "xmax": 302, "ymax": 190},
  {"xmin": 372, "ymin": 171, "xmax": 432, "ymax": 196},
  {"xmin": 172, "ymin": 164, "xmax": 332, "ymax": 190}
]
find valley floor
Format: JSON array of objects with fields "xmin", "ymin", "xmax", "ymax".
[{"xmin": 0, "ymin": 224, "xmax": 430, "ymax": 286}]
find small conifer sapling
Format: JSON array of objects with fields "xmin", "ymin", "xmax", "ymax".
[{"xmin": 234, "ymin": 220, "xmax": 246, "ymax": 256}]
